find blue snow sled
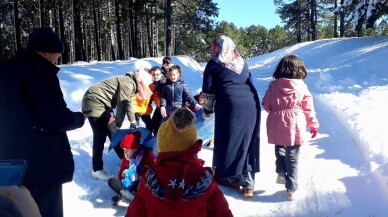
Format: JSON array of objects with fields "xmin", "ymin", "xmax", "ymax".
[{"xmin": 193, "ymin": 108, "xmax": 215, "ymax": 144}]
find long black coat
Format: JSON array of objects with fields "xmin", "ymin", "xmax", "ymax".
[
  {"xmin": 202, "ymin": 59, "xmax": 261, "ymax": 177},
  {"xmin": 0, "ymin": 50, "xmax": 85, "ymax": 189}
]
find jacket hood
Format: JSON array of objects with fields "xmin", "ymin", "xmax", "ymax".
[
  {"xmin": 274, "ymin": 78, "xmax": 306, "ymax": 95},
  {"xmin": 126, "ymin": 72, "xmax": 140, "ymax": 93},
  {"xmin": 145, "ymin": 140, "xmax": 215, "ymax": 201}
]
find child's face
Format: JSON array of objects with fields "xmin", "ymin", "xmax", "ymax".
[
  {"xmin": 163, "ymin": 62, "xmax": 172, "ymax": 70},
  {"xmin": 123, "ymin": 148, "xmax": 136, "ymax": 159},
  {"xmin": 151, "ymin": 69, "xmax": 162, "ymax": 81},
  {"xmin": 168, "ymin": 69, "xmax": 180, "ymax": 82}
]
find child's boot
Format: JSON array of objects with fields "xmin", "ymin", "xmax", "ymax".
[{"xmin": 286, "ymin": 190, "xmax": 295, "ymax": 201}]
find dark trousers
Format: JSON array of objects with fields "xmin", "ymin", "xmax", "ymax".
[
  {"xmin": 88, "ymin": 111, "xmax": 123, "ymax": 171},
  {"xmin": 151, "ymin": 107, "xmax": 163, "ymax": 134},
  {"xmin": 140, "ymin": 115, "xmax": 153, "ymax": 131},
  {"xmin": 30, "ymin": 184, "xmax": 63, "ymax": 217},
  {"xmin": 275, "ymin": 145, "xmax": 300, "ymax": 192}
]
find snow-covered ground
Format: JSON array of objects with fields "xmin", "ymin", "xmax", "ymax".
[{"xmin": 59, "ymin": 36, "xmax": 388, "ymax": 217}]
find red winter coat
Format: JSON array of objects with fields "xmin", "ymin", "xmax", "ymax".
[
  {"xmin": 125, "ymin": 140, "xmax": 233, "ymax": 217},
  {"xmin": 262, "ymin": 78, "xmax": 319, "ymax": 146}
]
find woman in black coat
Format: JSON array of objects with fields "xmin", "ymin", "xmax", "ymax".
[
  {"xmin": 0, "ymin": 28, "xmax": 85, "ymax": 217},
  {"xmin": 202, "ymin": 35, "xmax": 261, "ymax": 197}
]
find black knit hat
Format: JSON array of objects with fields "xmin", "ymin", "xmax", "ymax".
[{"xmin": 27, "ymin": 27, "xmax": 64, "ymax": 53}]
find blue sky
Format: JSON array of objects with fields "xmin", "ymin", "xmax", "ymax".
[{"xmin": 211, "ymin": 0, "xmax": 283, "ymax": 29}]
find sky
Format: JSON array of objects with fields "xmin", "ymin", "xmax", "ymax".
[
  {"xmin": 58, "ymin": 36, "xmax": 388, "ymax": 217},
  {"xmin": 211, "ymin": 0, "xmax": 283, "ymax": 29}
]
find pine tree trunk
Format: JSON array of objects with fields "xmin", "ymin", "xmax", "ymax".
[
  {"xmin": 310, "ymin": 0, "xmax": 317, "ymax": 41},
  {"xmin": 115, "ymin": 0, "xmax": 124, "ymax": 60},
  {"xmin": 73, "ymin": 0, "xmax": 84, "ymax": 61},
  {"xmin": 153, "ymin": 4, "xmax": 158, "ymax": 57},
  {"xmin": 82, "ymin": 15, "xmax": 88, "ymax": 61},
  {"xmin": 40, "ymin": 0, "xmax": 49, "ymax": 27},
  {"xmin": 334, "ymin": 0, "xmax": 338, "ymax": 38},
  {"xmin": 145, "ymin": 4, "xmax": 153, "ymax": 57},
  {"xmin": 339, "ymin": 0, "xmax": 345, "ymax": 37},
  {"xmin": 58, "ymin": 0, "xmax": 68, "ymax": 64},
  {"xmin": 92, "ymin": 0, "xmax": 101, "ymax": 61},
  {"xmin": 165, "ymin": 0, "xmax": 172, "ymax": 56},
  {"xmin": 296, "ymin": 0, "xmax": 302, "ymax": 43},
  {"xmin": 128, "ymin": 0, "xmax": 135, "ymax": 58},
  {"xmin": 13, "ymin": 0, "xmax": 22, "ymax": 51}
]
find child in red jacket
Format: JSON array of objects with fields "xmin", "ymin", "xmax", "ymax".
[
  {"xmin": 125, "ymin": 108, "xmax": 233, "ymax": 217},
  {"xmin": 108, "ymin": 131, "xmax": 154, "ymax": 204}
]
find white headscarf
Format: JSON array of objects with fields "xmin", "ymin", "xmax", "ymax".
[{"xmin": 211, "ymin": 35, "xmax": 245, "ymax": 74}]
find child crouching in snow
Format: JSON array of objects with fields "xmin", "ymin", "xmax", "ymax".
[
  {"xmin": 125, "ymin": 108, "xmax": 233, "ymax": 217},
  {"xmin": 108, "ymin": 131, "xmax": 154, "ymax": 203},
  {"xmin": 262, "ymin": 55, "xmax": 319, "ymax": 201}
]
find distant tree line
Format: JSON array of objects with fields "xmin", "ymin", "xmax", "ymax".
[
  {"xmin": 274, "ymin": 0, "xmax": 388, "ymax": 42},
  {"xmin": 0, "ymin": 0, "xmax": 387, "ymax": 64}
]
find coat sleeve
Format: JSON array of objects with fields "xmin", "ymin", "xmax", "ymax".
[
  {"xmin": 202, "ymin": 61, "xmax": 216, "ymax": 114},
  {"xmin": 149, "ymin": 84, "xmax": 157, "ymax": 106},
  {"xmin": 182, "ymin": 84, "xmax": 197, "ymax": 107},
  {"xmin": 116, "ymin": 81, "xmax": 136, "ymax": 127},
  {"xmin": 27, "ymin": 71, "xmax": 84, "ymax": 132},
  {"xmin": 262, "ymin": 82, "xmax": 272, "ymax": 113},
  {"xmin": 118, "ymin": 158, "xmax": 129, "ymax": 180},
  {"xmin": 302, "ymin": 88, "xmax": 319, "ymax": 130},
  {"xmin": 206, "ymin": 181, "xmax": 234, "ymax": 217},
  {"xmin": 160, "ymin": 84, "xmax": 167, "ymax": 107}
]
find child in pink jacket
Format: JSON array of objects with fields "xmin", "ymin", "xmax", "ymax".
[{"xmin": 262, "ymin": 55, "xmax": 319, "ymax": 201}]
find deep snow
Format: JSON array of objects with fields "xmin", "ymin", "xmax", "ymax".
[{"xmin": 59, "ymin": 36, "xmax": 388, "ymax": 217}]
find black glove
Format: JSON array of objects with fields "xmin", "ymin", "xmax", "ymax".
[{"xmin": 130, "ymin": 123, "xmax": 137, "ymax": 129}]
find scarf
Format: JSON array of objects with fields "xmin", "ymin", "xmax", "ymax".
[{"xmin": 211, "ymin": 35, "xmax": 245, "ymax": 74}]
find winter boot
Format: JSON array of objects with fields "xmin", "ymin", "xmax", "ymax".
[{"xmin": 287, "ymin": 190, "xmax": 295, "ymax": 201}]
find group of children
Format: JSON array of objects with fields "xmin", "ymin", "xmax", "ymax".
[
  {"xmin": 104, "ymin": 54, "xmax": 319, "ymax": 216},
  {"xmin": 107, "ymin": 56, "xmax": 206, "ymax": 200},
  {"xmin": 132, "ymin": 56, "xmax": 202, "ymax": 134}
]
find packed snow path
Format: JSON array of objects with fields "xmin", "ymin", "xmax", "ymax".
[
  {"xmin": 210, "ymin": 99, "xmax": 387, "ymax": 217},
  {"xmin": 63, "ymin": 98, "xmax": 388, "ymax": 217}
]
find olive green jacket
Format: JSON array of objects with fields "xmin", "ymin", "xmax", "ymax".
[{"xmin": 82, "ymin": 73, "xmax": 139, "ymax": 128}]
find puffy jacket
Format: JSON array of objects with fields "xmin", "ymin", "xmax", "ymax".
[
  {"xmin": 262, "ymin": 78, "xmax": 319, "ymax": 145},
  {"xmin": 160, "ymin": 79, "xmax": 197, "ymax": 118}
]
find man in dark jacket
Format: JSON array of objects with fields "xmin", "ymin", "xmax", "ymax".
[{"xmin": 0, "ymin": 27, "xmax": 85, "ymax": 217}]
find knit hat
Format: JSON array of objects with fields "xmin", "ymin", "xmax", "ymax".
[
  {"xmin": 120, "ymin": 131, "xmax": 141, "ymax": 150},
  {"xmin": 27, "ymin": 27, "xmax": 64, "ymax": 53},
  {"xmin": 157, "ymin": 108, "xmax": 197, "ymax": 152}
]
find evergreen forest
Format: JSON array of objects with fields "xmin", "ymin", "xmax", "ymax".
[{"xmin": 1, "ymin": 0, "xmax": 387, "ymax": 64}]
